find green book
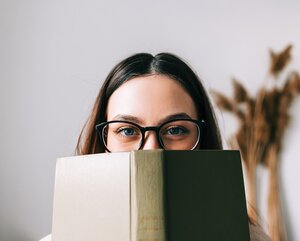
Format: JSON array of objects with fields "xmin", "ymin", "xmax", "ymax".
[{"xmin": 51, "ymin": 150, "xmax": 250, "ymax": 241}]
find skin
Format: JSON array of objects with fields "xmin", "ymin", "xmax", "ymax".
[{"xmin": 106, "ymin": 74, "xmax": 198, "ymax": 151}]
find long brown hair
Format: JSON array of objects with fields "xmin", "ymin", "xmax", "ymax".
[{"xmin": 76, "ymin": 53, "xmax": 223, "ymax": 154}]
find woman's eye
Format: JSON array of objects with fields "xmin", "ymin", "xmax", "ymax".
[
  {"xmin": 117, "ymin": 127, "xmax": 139, "ymax": 137},
  {"xmin": 165, "ymin": 126, "xmax": 187, "ymax": 135}
]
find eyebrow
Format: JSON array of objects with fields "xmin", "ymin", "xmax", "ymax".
[
  {"xmin": 159, "ymin": 113, "xmax": 193, "ymax": 124},
  {"xmin": 111, "ymin": 113, "xmax": 193, "ymax": 126},
  {"xmin": 111, "ymin": 114, "xmax": 144, "ymax": 124}
]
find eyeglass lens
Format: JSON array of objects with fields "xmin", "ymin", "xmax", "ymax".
[{"xmin": 102, "ymin": 120, "xmax": 200, "ymax": 152}]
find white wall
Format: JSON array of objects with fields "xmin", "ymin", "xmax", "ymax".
[{"xmin": 1, "ymin": 0, "xmax": 299, "ymax": 240}]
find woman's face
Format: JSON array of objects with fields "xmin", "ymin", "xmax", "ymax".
[{"xmin": 106, "ymin": 74, "xmax": 198, "ymax": 150}]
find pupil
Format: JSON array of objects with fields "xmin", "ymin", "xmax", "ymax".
[
  {"xmin": 124, "ymin": 128, "xmax": 134, "ymax": 135},
  {"xmin": 169, "ymin": 127, "xmax": 181, "ymax": 135}
]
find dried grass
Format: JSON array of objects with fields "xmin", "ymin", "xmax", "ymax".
[
  {"xmin": 270, "ymin": 44, "xmax": 292, "ymax": 76},
  {"xmin": 212, "ymin": 44, "xmax": 299, "ymax": 241}
]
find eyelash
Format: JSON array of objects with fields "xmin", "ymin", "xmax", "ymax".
[
  {"xmin": 116, "ymin": 126, "xmax": 140, "ymax": 136},
  {"xmin": 162, "ymin": 126, "xmax": 189, "ymax": 135}
]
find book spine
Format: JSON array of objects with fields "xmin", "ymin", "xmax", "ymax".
[{"xmin": 130, "ymin": 150, "xmax": 166, "ymax": 241}]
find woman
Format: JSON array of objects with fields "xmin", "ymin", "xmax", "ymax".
[
  {"xmin": 40, "ymin": 53, "xmax": 272, "ymax": 241},
  {"xmin": 76, "ymin": 52, "xmax": 222, "ymax": 154}
]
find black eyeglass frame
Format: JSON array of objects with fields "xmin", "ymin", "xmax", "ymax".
[{"xmin": 95, "ymin": 118, "xmax": 206, "ymax": 152}]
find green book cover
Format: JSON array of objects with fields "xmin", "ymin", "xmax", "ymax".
[{"xmin": 163, "ymin": 150, "xmax": 250, "ymax": 241}]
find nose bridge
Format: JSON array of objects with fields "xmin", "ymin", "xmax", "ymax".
[{"xmin": 142, "ymin": 128, "xmax": 161, "ymax": 150}]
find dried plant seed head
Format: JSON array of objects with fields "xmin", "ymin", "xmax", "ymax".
[
  {"xmin": 236, "ymin": 108, "xmax": 246, "ymax": 121},
  {"xmin": 289, "ymin": 72, "xmax": 300, "ymax": 94},
  {"xmin": 276, "ymin": 114, "xmax": 290, "ymax": 148},
  {"xmin": 280, "ymin": 94, "xmax": 291, "ymax": 110},
  {"xmin": 269, "ymin": 44, "xmax": 293, "ymax": 77},
  {"xmin": 245, "ymin": 98, "xmax": 256, "ymax": 119},
  {"xmin": 280, "ymin": 92, "xmax": 293, "ymax": 110},
  {"xmin": 283, "ymin": 72, "xmax": 300, "ymax": 96},
  {"xmin": 211, "ymin": 90, "xmax": 234, "ymax": 112},
  {"xmin": 232, "ymin": 78, "xmax": 248, "ymax": 103}
]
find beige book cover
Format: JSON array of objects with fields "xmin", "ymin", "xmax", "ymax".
[
  {"xmin": 51, "ymin": 150, "xmax": 250, "ymax": 241},
  {"xmin": 52, "ymin": 152, "xmax": 131, "ymax": 241}
]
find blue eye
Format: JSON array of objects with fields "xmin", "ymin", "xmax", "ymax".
[
  {"xmin": 122, "ymin": 128, "xmax": 135, "ymax": 136},
  {"xmin": 166, "ymin": 126, "xmax": 187, "ymax": 135},
  {"xmin": 117, "ymin": 127, "xmax": 139, "ymax": 137}
]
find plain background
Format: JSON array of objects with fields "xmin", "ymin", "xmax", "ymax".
[{"xmin": 1, "ymin": 0, "xmax": 299, "ymax": 240}]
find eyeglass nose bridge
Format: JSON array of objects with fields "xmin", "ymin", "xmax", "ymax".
[{"xmin": 139, "ymin": 126, "xmax": 163, "ymax": 149}]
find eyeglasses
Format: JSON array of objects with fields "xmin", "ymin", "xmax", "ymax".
[{"xmin": 95, "ymin": 119, "xmax": 205, "ymax": 152}]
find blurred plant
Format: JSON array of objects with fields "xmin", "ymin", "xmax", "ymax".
[{"xmin": 212, "ymin": 45, "xmax": 300, "ymax": 241}]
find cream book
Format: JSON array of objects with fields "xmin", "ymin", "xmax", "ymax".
[{"xmin": 51, "ymin": 150, "xmax": 250, "ymax": 241}]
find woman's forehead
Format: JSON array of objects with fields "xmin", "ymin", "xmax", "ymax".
[{"xmin": 106, "ymin": 75, "xmax": 198, "ymax": 124}]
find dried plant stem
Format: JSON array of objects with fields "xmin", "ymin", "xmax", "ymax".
[
  {"xmin": 212, "ymin": 45, "xmax": 296, "ymax": 241},
  {"xmin": 245, "ymin": 101, "xmax": 265, "ymax": 222},
  {"xmin": 246, "ymin": 163, "xmax": 257, "ymax": 222},
  {"xmin": 267, "ymin": 145, "xmax": 286, "ymax": 241}
]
